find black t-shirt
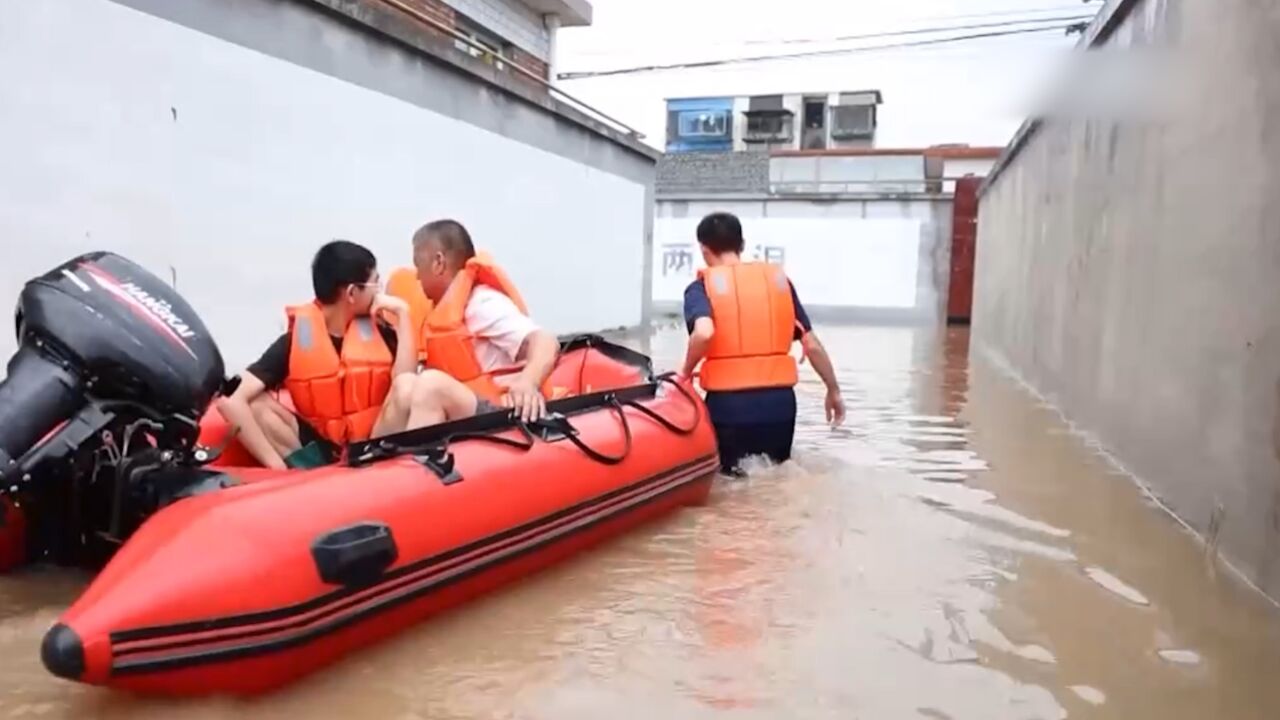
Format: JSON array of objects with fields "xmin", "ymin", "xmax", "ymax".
[{"xmin": 248, "ymin": 324, "xmax": 398, "ymax": 390}]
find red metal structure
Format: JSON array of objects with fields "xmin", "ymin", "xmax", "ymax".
[{"xmin": 947, "ymin": 176, "xmax": 981, "ymax": 324}]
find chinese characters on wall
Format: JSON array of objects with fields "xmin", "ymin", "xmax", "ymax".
[
  {"xmin": 660, "ymin": 243, "xmax": 785, "ymax": 277},
  {"xmin": 751, "ymin": 244, "xmax": 786, "ymax": 265},
  {"xmin": 660, "ymin": 244, "xmax": 694, "ymax": 277}
]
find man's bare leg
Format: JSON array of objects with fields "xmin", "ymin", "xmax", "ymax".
[
  {"xmin": 405, "ymin": 370, "xmax": 479, "ymax": 430},
  {"xmin": 371, "ymin": 374, "xmax": 419, "ymax": 438},
  {"xmin": 370, "ymin": 372, "xmax": 480, "ymax": 438}
]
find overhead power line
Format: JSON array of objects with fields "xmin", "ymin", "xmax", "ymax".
[
  {"xmin": 737, "ymin": 11, "xmax": 1096, "ymax": 47},
  {"xmin": 567, "ymin": 7, "xmax": 1097, "ymax": 57},
  {"xmin": 558, "ymin": 22, "xmax": 1089, "ymax": 80}
]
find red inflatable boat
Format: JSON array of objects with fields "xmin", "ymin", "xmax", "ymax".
[{"xmin": 41, "ymin": 337, "xmax": 718, "ymax": 696}]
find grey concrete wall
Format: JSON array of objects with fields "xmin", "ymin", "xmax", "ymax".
[
  {"xmin": 656, "ymin": 153, "xmax": 770, "ymax": 195},
  {"xmin": 0, "ymin": 0, "xmax": 656, "ymax": 370},
  {"xmin": 974, "ymin": 0, "xmax": 1280, "ymax": 600}
]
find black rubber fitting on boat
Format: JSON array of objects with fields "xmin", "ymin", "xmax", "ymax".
[
  {"xmin": 41, "ymin": 623, "xmax": 85, "ymax": 680},
  {"xmin": 312, "ymin": 522, "xmax": 398, "ymax": 587}
]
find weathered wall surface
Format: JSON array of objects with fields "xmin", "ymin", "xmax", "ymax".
[
  {"xmin": 443, "ymin": 0, "xmax": 551, "ymax": 59},
  {"xmin": 0, "ymin": 0, "xmax": 655, "ymax": 371},
  {"xmin": 654, "ymin": 197, "xmax": 953, "ymax": 325},
  {"xmin": 974, "ymin": 0, "xmax": 1280, "ymax": 599},
  {"xmin": 656, "ymin": 153, "xmax": 770, "ymax": 195}
]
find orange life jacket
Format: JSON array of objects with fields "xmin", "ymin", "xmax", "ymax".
[
  {"xmin": 698, "ymin": 262, "xmax": 799, "ymax": 392},
  {"xmin": 386, "ymin": 254, "xmax": 554, "ymax": 402},
  {"xmin": 284, "ymin": 302, "xmax": 394, "ymax": 445}
]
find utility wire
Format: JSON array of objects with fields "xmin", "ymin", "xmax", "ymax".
[
  {"xmin": 559, "ymin": 23, "xmax": 1086, "ymax": 80},
  {"xmin": 737, "ymin": 12, "xmax": 1096, "ymax": 47},
  {"xmin": 567, "ymin": 7, "xmax": 1096, "ymax": 57}
]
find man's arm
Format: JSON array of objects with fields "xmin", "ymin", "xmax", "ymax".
[
  {"xmin": 505, "ymin": 329, "xmax": 558, "ymax": 422},
  {"xmin": 373, "ymin": 294, "xmax": 417, "ymax": 377},
  {"xmin": 801, "ymin": 333, "xmax": 840, "ymax": 393},
  {"xmin": 515, "ymin": 329, "xmax": 560, "ymax": 387},
  {"xmin": 680, "ymin": 280, "xmax": 713, "ymax": 378},
  {"xmin": 789, "ymin": 281, "xmax": 845, "ymax": 425},
  {"xmin": 215, "ymin": 370, "xmax": 288, "ymax": 470},
  {"xmin": 465, "ymin": 289, "xmax": 557, "ymax": 421},
  {"xmin": 681, "ymin": 317, "xmax": 714, "ymax": 378}
]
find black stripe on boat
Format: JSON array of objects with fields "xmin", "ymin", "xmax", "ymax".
[{"xmin": 107, "ymin": 454, "xmax": 718, "ymax": 675}]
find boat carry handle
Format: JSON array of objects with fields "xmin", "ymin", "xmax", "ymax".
[
  {"xmin": 620, "ymin": 374, "xmax": 701, "ymax": 436},
  {"xmin": 517, "ymin": 397, "xmax": 632, "ymax": 466},
  {"xmin": 311, "ymin": 521, "xmax": 399, "ymax": 587},
  {"xmin": 413, "ymin": 426, "xmax": 538, "ymax": 485}
]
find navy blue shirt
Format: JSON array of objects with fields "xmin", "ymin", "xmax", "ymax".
[{"xmin": 684, "ymin": 277, "xmax": 812, "ymax": 426}]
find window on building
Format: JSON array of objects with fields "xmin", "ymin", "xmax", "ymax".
[
  {"xmin": 830, "ymin": 104, "xmax": 876, "ymax": 139},
  {"xmin": 803, "ymin": 100, "xmax": 827, "ymax": 130},
  {"xmin": 677, "ymin": 111, "xmax": 729, "ymax": 137},
  {"xmin": 742, "ymin": 94, "xmax": 794, "ymax": 144},
  {"xmin": 453, "ymin": 15, "xmax": 512, "ymax": 71},
  {"xmin": 743, "ymin": 111, "xmax": 794, "ymax": 143}
]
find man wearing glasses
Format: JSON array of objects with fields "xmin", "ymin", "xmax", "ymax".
[{"xmin": 217, "ymin": 239, "xmax": 477, "ymax": 469}]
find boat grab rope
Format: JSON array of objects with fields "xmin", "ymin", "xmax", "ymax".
[
  {"xmin": 348, "ymin": 373, "xmax": 701, "ymax": 473},
  {"xmin": 441, "ymin": 375, "xmax": 698, "ymax": 467},
  {"xmin": 621, "ymin": 374, "xmax": 701, "ymax": 436},
  {"xmin": 521, "ymin": 397, "xmax": 632, "ymax": 466},
  {"xmin": 403, "ymin": 399, "xmax": 630, "ymax": 482}
]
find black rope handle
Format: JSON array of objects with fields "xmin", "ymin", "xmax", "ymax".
[
  {"xmin": 520, "ymin": 397, "xmax": 632, "ymax": 466},
  {"xmin": 360, "ymin": 374, "xmax": 687, "ymax": 469},
  {"xmin": 621, "ymin": 374, "xmax": 702, "ymax": 436}
]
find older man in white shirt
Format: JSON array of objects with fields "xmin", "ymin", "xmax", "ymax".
[{"xmin": 411, "ymin": 219, "xmax": 560, "ymax": 423}]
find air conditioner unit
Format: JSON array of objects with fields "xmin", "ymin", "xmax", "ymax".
[{"xmin": 830, "ymin": 104, "xmax": 876, "ymax": 140}]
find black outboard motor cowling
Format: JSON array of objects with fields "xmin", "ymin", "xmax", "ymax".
[{"xmin": 0, "ymin": 252, "xmax": 227, "ymax": 565}]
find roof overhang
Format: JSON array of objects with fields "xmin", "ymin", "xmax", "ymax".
[{"xmin": 518, "ymin": 0, "xmax": 592, "ymax": 27}]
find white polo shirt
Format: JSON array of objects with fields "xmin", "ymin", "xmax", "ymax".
[{"xmin": 462, "ymin": 286, "xmax": 541, "ymax": 382}]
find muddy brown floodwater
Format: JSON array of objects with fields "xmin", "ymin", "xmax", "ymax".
[{"xmin": 1, "ymin": 323, "xmax": 1280, "ymax": 719}]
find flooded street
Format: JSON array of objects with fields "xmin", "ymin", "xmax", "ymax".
[{"xmin": 1, "ymin": 322, "xmax": 1279, "ymax": 719}]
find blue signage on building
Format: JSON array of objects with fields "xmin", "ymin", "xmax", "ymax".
[{"xmin": 665, "ymin": 97, "xmax": 734, "ymax": 153}]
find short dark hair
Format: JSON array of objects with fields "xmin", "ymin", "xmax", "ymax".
[
  {"xmin": 312, "ymin": 239, "xmax": 376, "ymax": 303},
  {"xmin": 413, "ymin": 219, "xmax": 476, "ymax": 266},
  {"xmin": 696, "ymin": 212, "xmax": 745, "ymax": 255}
]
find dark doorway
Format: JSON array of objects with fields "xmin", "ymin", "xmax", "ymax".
[{"xmin": 802, "ymin": 98, "xmax": 827, "ymax": 150}]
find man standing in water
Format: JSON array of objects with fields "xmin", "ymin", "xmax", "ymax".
[{"xmin": 679, "ymin": 212, "xmax": 845, "ymax": 475}]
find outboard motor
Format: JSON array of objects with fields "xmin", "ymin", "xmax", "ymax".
[{"xmin": 0, "ymin": 252, "xmax": 229, "ymax": 567}]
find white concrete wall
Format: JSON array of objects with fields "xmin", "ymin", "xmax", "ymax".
[
  {"xmin": 444, "ymin": 0, "xmax": 551, "ymax": 59},
  {"xmin": 0, "ymin": 0, "xmax": 647, "ymax": 370},
  {"xmin": 654, "ymin": 217, "xmax": 920, "ymax": 307},
  {"xmin": 652, "ymin": 198, "xmax": 951, "ymax": 324}
]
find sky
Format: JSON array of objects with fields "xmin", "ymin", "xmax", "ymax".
[{"xmin": 554, "ymin": 0, "xmax": 1103, "ymax": 151}]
